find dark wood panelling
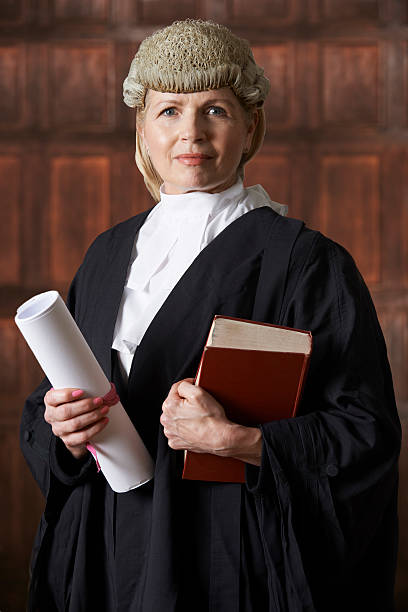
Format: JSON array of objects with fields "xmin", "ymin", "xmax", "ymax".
[
  {"xmin": 403, "ymin": 153, "xmax": 408, "ymax": 287},
  {"xmin": 319, "ymin": 154, "xmax": 380, "ymax": 284},
  {"xmin": 245, "ymin": 153, "xmax": 291, "ymax": 206},
  {"xmin": 49, "ymin": 156, "xmax": 110, "ymax": 284},
  {"xmin": 322, "ymin": 0, "xmax": 380, "ymax": 20},
  {"xmin": 54, "ymin": 0, "xmax": 110, "ymax": 22},
  {"xmin": 253, "ymin": 45, "xmax": 294, "ymax": 129},
  {"xmin": 231, "ymin": 0, "xmax": 296, "ymax": 23},
  {"xmin": 21, "ymin": 153, "xmax": 51, "ymax": 288},
  {"xmin": 50, "ymin": 43, "xmax": 113, "ymax": 130},
  {"xmin": 0, "ymin": 0, "xmax": 26, "ymax": 23},
  {"xmin": 404, "ymin": 41, "xmax": 408, "ymax": 127},
  {"xmin": 379, "ymin": 309, "xmax": 408, "ymax": 402},
  {"xmin": 140, "ymin": 0, "xmax": 199, "ymax": 23},
  {"xmin": 379, "ymin": 149, "xmax": 406, "ymax": 287},
  {"xmin": 0, "ymin": 420, "xmax": 44, "ymax": 612},
  {"xmin": 0, "ymin": 156, "xmax": 21, "ymax": 285},
  {"xmin": 294, "ymin": 42, "xmax": 320, "ymax": 129},
  {"xmin": 0, "ymin": 45, "xmax": 26, "ymax": 128},
  {"xmin": 0, "ymin": 424, "xmax": 20, "ymax": 564},
  {"xmin": 322, "ymin": 43, "xmax": 379, "ymax": 125},
  {"xmin": 290, "ymin": 148, "xmax": 321, "ymax": 229},
  {"xmin": 0, "ymin": 320, "xmax": 19, "ymax": 395}
]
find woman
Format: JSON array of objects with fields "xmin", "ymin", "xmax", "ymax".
[{"xmin": 21, "ymin": 19, "xmax": 400, "ymax": 612}]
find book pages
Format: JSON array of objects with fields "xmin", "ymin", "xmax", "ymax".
[{"xmin": 15, "ymin": 291, "xmax": 154, "ymax": 493}]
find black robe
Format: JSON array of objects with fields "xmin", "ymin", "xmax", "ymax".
[{"xmin": 20, "ymin": 206, "xmax": 401, "ymax": 611}]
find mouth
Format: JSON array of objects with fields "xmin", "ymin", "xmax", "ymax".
[{"xmin": 175, "ymin": 154, "xmax": 213, "ymax": 166}]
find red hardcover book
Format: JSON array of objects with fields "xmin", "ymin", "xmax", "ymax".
[{"xmin": 182, "ymin": 315, "xmax": 312, "ymax": 483}]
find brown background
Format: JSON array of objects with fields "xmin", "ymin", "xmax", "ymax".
[{"xmin": 0, "ymin": 0, "xmax": 407, "ymax": 610}]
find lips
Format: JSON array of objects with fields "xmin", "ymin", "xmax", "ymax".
[
  {"xmin": 175, "ymin": 153, "xmax": 212, "ymax": 159},
  {"xmin": 175, "ymin": 153, "xmax": 213, "ymax": 166}
]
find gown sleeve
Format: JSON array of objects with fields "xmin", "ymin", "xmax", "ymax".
[{"xmin": 246, "ymin": 232, "xmax": 401, "ymax": 608}]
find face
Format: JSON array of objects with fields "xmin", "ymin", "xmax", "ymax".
[{"xmin": 137, "ymin": 88, "xmax": 257, "ymax": 195}]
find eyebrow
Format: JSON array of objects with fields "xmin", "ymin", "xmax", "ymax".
[{"xmin": 150, "ymin": 97, "xmax": 236, "ymax": 109}]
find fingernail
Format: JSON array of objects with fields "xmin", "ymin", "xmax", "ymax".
[
  {"xmin": 72, "ymin": 390, "xmax": 83, "ymax": 398},
  {"xmin": 103, "ymin": 417, "xmax": 109, "ymax": 425},
  {"xmin": 100, "ymin": 405, "xmax": 109, "ymax": 415},
  {"xmin": 93, "ymin": 397, "xmax": 103, "ymax": 406}
]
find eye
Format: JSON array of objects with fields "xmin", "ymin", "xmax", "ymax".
[
  {"xmin": 160, "ymin": 107, "xmax": 177, "ymax": 117},
  {"xmin": 207, "ymin": 106, "xmax": 226, "ymax": 116}
]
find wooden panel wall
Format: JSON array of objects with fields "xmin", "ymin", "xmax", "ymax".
[{"xmin": 0, "ymin": 1, "xmax": 407, "ymax": 610}]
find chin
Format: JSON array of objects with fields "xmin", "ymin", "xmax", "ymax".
[{"xmin": 166, "ymin": 173, "xmax": 234, "ymax": 195}]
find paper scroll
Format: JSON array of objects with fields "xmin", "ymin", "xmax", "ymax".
[{"xmin": 15, "ymin": 290, "xmax": 154, "ymax": 493}]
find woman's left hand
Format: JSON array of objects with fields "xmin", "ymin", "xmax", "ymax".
[{"xmin": 160, "ymin": 378, "xmax": 262, "ymax": 465}]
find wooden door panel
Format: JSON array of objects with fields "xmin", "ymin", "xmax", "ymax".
[
  {"xmin": 50, "ymin": 43, "xmax": 114, "ymax": 130},
  {"xmin": 253, "ymin": 45, "xmax": 295, "ymax": 129},
  {"xmin": 0, "ymin": 156, "xmax": 21, "ymax": 285},
  {"xmin": 321, "ymin": 43, "xmax": 380, "ymax": 126},
  {"xmin": 49, "ymin": 156, "xmax": 111, "ymax": 284},
  {"xmin": 0, "ymin": 45, "xmax": 26, "ymax": 129},
  {"xmin": 53, "ymin": 0, "xmax": 110, "ymax": 22},
  {"xmin": 319, "ymin": 154, "xmax": 381, "ymax": 284}
]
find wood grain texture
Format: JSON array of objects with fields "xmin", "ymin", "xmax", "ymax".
[
  {"xmin": 0, "ymin": 320, "xmax": 20, "ymax": 395},
  {"xmin": 0, "ymin": 45, "xmax": 26, "ymax": 128},
  {"xmin": 140, "ymin": 0, "xmax": 199, "ymax": 23},
  {"xmin": 404, "ymin": 152, "xmax": 408, "ymax": 287},
  {"xmin": 0, "ymin": 156, "xmax": 21, "ymax": 285},
  {"xmin": 54, "ymin": 0, "xmax": 110, "ymax": 21},
  {"xmin": 378, "ymin": 309, "xmax": 408, "ymax": 402},
  {"xmin": 231, "ymin": 0, "xmax": 296, "ymax": 23},
  {"xmin": 322, "ymin": 43, "xmax": 380, "ymax": 125},
  {"xmin": 50, "ymin": 44, "xmax": 113, "ymax": 130},
  {"xmin": 49, "ymin": 156, "xmax": 110, "ymax": 284},
  {"xmin": 0, "ymin": 0, "xmax": 26, "ymax": 23},
  {"xmin": 319, "ymin": 154, "xmax": 380, "ymax": 284},
  {"xmin": 322, "ymin": 0, "xmax": 380, "ymax": 20},
  {"xmin": 253, "ymin": 45, "xmax": 295, "ymax": 129},
  {"xmin": 245, "ymin": 153, "xmax": 291, "ymax": 206}
]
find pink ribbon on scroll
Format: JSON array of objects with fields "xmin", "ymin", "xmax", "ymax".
[{"xmin": 86, "ymin": 382, "xmax": 120, "ymax": 472}]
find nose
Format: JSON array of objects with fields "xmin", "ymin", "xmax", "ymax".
[{"xmin": 180, "ymin": 111, "xmax": 205, "ymax": 143}]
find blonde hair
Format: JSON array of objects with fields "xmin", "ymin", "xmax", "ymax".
[{"xmin": 124, "ymin": 19, "xmax": 269, "ymax": 201}]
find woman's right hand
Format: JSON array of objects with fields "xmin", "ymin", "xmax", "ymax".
[{"xmin": 44, "ymin": 388, "xmax": 110, "ymax": 460}]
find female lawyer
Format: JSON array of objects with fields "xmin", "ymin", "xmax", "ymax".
[{"xmin": 20, "ymin": 19, "xmax": 401, "ymax": 612}]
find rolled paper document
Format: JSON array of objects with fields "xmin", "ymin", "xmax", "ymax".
[{"xmin": 15, "ymin": 290, "xmax": 154, "ymax": 493}]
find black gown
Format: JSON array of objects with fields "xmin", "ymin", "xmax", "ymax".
[{"xmin": 20, "ymin": 206, "xmax": 401, "ymax": 612}]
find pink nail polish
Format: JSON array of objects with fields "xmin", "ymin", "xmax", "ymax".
[
  {"xmin": 93, "ymin": 397, "xmax": 103, "ymax": 406},
  {"xmin": 72, "ymin": 390, "xmax": 83, "ymax": 398}
]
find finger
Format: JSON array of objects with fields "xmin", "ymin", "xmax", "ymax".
[
  {"xmin": 51, "ymin": 405, "xmax": 109, "ymax": 437},
  {"xmin": 47, "ymin": 396, "xmax": 105, "ymax": 423},
  {"xmin": 166, "ymin": 435, "xmax": 187, "ymax": 450},
  {"xmin": 177, "ymin": 380, "xmax": 201, "ymax": 400},
  {"xmin": 167, "ymin": 378, "xmax": 195, "ymax": 400},
  {"xmin": 62, "ymin": 417, "xmax": 109, "ymax": 450},
  {"xmin": 45, "ymin": 388, "xmax": 85, "ymax": 407}
]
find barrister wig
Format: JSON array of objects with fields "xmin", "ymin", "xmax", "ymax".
[{"xmin": 123, "ymin": 19, "xmax": 270, "ymax": 202}]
